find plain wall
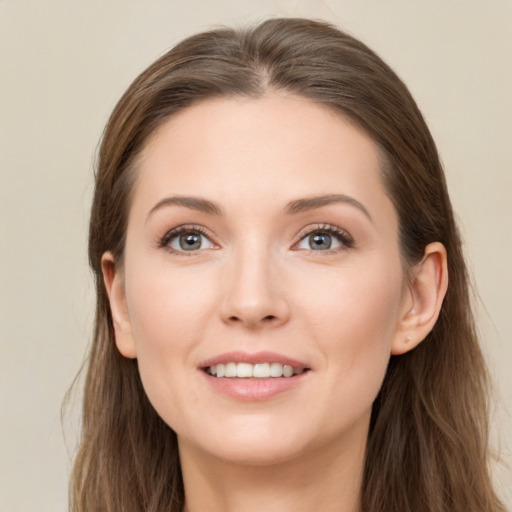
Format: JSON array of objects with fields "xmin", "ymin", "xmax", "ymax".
[{"xmin": 0, "ymin": 1, "xmax": 510, "ymax": 510}]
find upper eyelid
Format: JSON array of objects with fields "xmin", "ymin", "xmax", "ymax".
[
  {"xmin": 292, "ymin": 224, "xmax": 355, "ymax": 252},
  {"xmin": 294, "ymin": 223, "xmax": 352, "ymax": 240},
  {"xmin": 160, "ymin": 224, "xmax": 215, "ymax": 246},
  {"xmin": 159, "ymin": 226, "xmax": 219, "ymax": 256}
]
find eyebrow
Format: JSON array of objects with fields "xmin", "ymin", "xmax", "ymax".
[
  {"xmin": 147, "ymin": 193, "xmax": 372, "ymax": 222},
  {"xmin": 285, "ymin": 194, "xmax": 372, "ymax": 221},
  {"xmin": 147, "ymin": 196, "xmax": 224, "ymax": 220}
]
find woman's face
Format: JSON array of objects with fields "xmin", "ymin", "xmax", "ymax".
[{"xmin": 108, "ymin": 95, "xmax": 414, "ymax": 465}]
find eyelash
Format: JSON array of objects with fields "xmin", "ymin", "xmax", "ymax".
[
  {"xmin": 159, "ymin": 223, "xmax": 354, "ymax": 255},
  {"xmin": 294, "ymin": 224, "xmax": 354, "ymax": 253},
  {"xmin": 159, "ymin": 224, "xmax": 213, "ymax": 256}
]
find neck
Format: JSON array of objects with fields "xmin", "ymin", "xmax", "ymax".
[{"xmin": 179, "ymin": 427, "xmax": 367, "ymax": 512}]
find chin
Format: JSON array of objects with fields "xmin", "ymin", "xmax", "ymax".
[
  {"xmin": 190, "ymin": 435, "xmax": 312, "ymax": 467},
  {"xmin": 176, "ymin": 411, "xmax": 362, "ymax": 468}
]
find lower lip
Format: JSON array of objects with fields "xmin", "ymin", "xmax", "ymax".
[{"xmin": 201, "ymin": 371, "xmax": 308, "ymax": 401}]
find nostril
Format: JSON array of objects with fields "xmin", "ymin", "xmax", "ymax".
[{"xmin": 228, "ymin": 315, "xmax": 276, "ymax": 322}]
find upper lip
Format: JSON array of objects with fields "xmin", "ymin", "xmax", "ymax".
[{"xmin": 199, "ymin": 351, "xmax": 310, "ymax": 369}]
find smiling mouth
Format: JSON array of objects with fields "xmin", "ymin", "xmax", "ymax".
[{"xmin": 205, "ymin": 362, "xmax": 309, "ymax": 378}]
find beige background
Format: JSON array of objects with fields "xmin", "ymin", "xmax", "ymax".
[{"xmin": 0, "ymin": 1, "xmax": 510, "ymax": 510}]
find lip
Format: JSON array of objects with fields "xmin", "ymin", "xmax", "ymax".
[{"xmin": 199, "ymin": 351, "xmax": 311, "ymax": 401}]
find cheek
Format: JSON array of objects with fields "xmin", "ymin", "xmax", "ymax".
[
  {"xmin": 126, "ymin": 261, "xmax": 217, "ymax": 348},
  {"xmin": 123, "ymin": 263, "xmax": 220, "ymax": 413},
  {"xmin": 302, "ymin": 255, "xmax": 403, "ymax": 339},
  {"xmin": 301, "ymin": 258, "xmax": 404, "ymax": 393}
]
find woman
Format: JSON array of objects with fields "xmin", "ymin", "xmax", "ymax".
[{"xmin": 71, "ymin": 18, "xmax": 506, "ymax": 512}]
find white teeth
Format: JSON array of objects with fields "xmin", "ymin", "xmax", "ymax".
[
  {"xmin": 237, "ymin": 362, "xmax": 253, "ymax": 378},
  {"xmin": 225, "ymin": 362, "xmax": 237, "ymax": 377},
  {"xmin": 283, "ymin": 364, "xmax": 294, "ymax": 378},
  {"xmin": 253, "ymin": 363, "xmax": 270, "ymax": 378},
  {"xmin": 269, "ymin": 362, "xmax": 283, "ymax": 377},
  {"xmin": 207, "ymin": 362, "xmax": 306, "ymax": 378}
]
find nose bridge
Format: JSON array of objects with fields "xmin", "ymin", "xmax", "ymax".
[{"xmin": 220, "ymin": 235, "xmax": 289, "ymax": 328}]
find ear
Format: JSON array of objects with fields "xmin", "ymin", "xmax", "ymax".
[
  {"xmin": 101, "ymin": 252, "xmax": 137, "ymax": 359},
  {"xmin": 391, "ymin": 242, "xmax": 448, "ymax": 355}
]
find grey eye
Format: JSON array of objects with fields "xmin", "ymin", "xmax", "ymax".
[
  {"xmin": 296, "ymin": 231, "xmax": 342, "ymax": 251},
  {"xmin": 169, "ymin": 232, "xmax": 214, "ymax": 251},
  {"xmin": 309, "ymin": 233, "xmax": 332, "ymax": 250}
]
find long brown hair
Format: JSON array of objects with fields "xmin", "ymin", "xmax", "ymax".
[{"xmin": 70, "ymin": 18, "xmax": 505, "ymax": 511}]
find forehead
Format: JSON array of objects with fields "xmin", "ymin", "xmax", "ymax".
[{"xmin": 132, "ymin": 94, "xmax": 394, "ymax": 222}]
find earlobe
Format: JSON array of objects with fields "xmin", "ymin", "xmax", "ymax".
[
  {"xmin": 101, "ymin": 252, "xmax": 137, "ymax": 359},
  {"xmin": 392, "ymin": 242, "xmax": 448, "ymax": 355}
]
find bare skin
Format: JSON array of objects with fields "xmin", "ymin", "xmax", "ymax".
[
  {"xmin": 102, "ymin": 94, "xmax": 448, "ymax": 512},
  {"xmin": 180, "ymin": 426, "xmax": 365, "ymax": 512}
]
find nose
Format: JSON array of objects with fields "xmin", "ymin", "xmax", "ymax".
[{"xmin": 219, "ymin": 243, "xmax": 291, "ymax": 329}]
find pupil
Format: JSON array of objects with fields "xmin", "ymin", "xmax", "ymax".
[
  {"xmin": 180, "ymin": 233, "xmax": 201, "ymax": 250},
  {"xmin": 310, "ymin": 233, "xmax": 331, "ymax": 250}
]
